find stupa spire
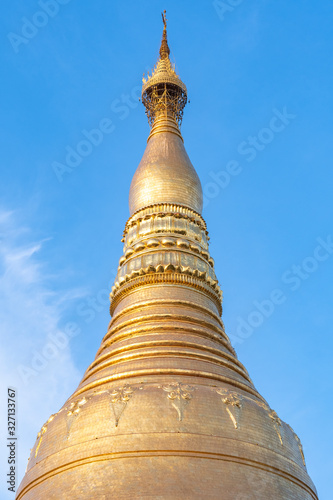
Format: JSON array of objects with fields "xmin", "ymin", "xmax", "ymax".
[
  {"xmin": 159, "ymin": 10, "xmax": 170, "ymax": 59},
  {"xmin": 130, "ymin": 12, "xmax": 201, "ymax": 216},
  {"xmin": 142, "ymin": 10, "xmax": 187, "ymax": 133},
  {"xmin": 16, "ymin": 13, "xmax": 318, "ymax": 500}
]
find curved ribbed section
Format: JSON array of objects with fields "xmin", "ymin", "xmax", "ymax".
[
  {"xmin": 16, "ymin": 12, "xmax": 318, "ymax": 500},
  {"xmin": 17, "ymin": 198, "xmax": 318, "ymax": 500}
]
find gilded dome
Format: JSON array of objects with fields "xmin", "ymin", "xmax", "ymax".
[{"xmin": 129, "ymin": 119, "xmax": 203, "ymax": 215}]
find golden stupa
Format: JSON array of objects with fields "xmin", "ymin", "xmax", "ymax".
[{"xmin": 17, "ymin": 12, "xmax": 318, "ymax": 500}]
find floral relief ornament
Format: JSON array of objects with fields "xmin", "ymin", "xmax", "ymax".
[
  {"xmin": 109, "ymin": 385, "xmax": 135, "ymax": 427},
  {"xmin": 216, "ymin": 388, "xmax": 243, "ymax": 429},
  {"xmin": 162, "ymin": 382, "xmax": 194, "ymax": 421},
  {"xmin": 66, "ymin": 396, "xmax": 89, "ymax": 438},
  {"xmin": 34, "ymin": 414, "xmax": 56, "ymax": 458}
]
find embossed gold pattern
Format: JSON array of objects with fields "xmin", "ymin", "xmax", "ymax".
[
  {"xmin": 109, "ymin": 385, "xmax": 135, "ymax": 427},
  {"xmin": 217, "ymin": 388, "xmax": 242, "ymax": 429},
  {"xmin": 162, "ymin": 382, "xmax": 194, "ymax": 421},
  {"xmin": 16, "ymin": 12, "xmax": 317, "ymax": 500},
  {"xmin": 66, "ymin": 396, "xmax": 89, "ymax": 439},
  {"xmin": 34, "ymin": 415, "xmax": 55, "ymax": 458},
  {"xmin": 269, "ymin": 408, "xmax": 284, "ymax": 445},
  {"xmin": 287, "ymin": 424, "xmax": 307, "ymax": 467}
]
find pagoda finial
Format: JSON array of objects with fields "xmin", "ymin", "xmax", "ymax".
[
  {"xmin": 162, "ymin": 9, "xmax": 167, "ymax": 29},
  {"xmin": 159, "ymin": 10, "xmax": 170, "ymax": 59},
  {"xmin": 142, "ymin": 11, "xmax": 187, "ymax": 130}
]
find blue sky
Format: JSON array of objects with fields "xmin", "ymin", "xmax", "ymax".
[{"xmin": 1, "ymin": 1, "xmax": 332, "ymax": 498}]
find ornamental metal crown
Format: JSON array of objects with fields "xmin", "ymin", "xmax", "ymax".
[{"xmin": 141, "ymin": 10, "xmax": 187, "ymax": 128}]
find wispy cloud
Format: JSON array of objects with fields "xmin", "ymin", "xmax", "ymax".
[{"xmin": 0, "ymin": 209, "xmax": 85, "ymax": 497}]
